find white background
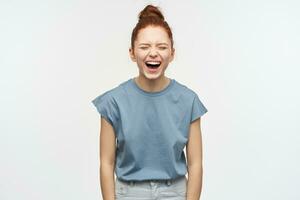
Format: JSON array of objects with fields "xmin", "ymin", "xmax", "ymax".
[{"xmin": 1, "ymin": 0, "xmax": 299, "ymax": 199}]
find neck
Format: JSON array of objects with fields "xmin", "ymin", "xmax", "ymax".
[{"xmin": 134, "ymin": 76, "xmax": 170, "ymax": 92}]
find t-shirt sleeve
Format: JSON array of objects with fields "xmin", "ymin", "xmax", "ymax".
[
  {"xmin": 91, "ymin": 92, "xmax": 119, "ymax": 127},
  {"xmin": 190, "ymin": 93, "xmax": 208, "ymax": 123}
]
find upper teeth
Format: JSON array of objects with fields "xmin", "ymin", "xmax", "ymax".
[{"xmin": 146, "ymin": 61, "xmax": 161, "ymax": 65}]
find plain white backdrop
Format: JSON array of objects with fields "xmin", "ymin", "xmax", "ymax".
[{"xmin": 1, "ymin": 0, "xmax": 299, "ymax": 199}]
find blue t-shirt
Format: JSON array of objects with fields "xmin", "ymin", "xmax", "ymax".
[{"xmin": 91, "ymin": 77, "xmax": 208, "ymax": 181}]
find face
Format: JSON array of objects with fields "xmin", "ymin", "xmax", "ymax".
[{"xmin": 129, "ymin": 26, "xmax": 175, "ymax": 80}]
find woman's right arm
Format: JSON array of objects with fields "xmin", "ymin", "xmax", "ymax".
[{"xmin": 99, "ymin": 117, "xmax": 117, "ymax": 200}]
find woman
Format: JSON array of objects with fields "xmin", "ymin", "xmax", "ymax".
[{"xmin": 92, "ymin": 4, "xmax": 208, "ymax": 200}]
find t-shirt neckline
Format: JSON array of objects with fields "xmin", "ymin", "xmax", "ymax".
[{"xmin": 130, "ymin": 77, "xmax": 175, "ymax": 97}]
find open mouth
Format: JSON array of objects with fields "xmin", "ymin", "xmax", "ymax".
[{"xmin": 145, "ymin": 61, "xmax": 161, "ymax": 69}]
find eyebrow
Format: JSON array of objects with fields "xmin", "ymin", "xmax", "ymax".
[{"xmin": 138, "ymin": 43, "xmax": 169, "ymax": 46}]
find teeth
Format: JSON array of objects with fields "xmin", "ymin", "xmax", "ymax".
[{"xmin": 146, "ymin": 61, "xmax": 161, "ymax": 65}]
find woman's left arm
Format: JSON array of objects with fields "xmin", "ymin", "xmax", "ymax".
[{"xmin": 186, "ymin": 117, "xmax": 203, "ymax": 200}]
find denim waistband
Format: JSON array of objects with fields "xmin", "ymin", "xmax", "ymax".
[{"xmin": 116, "ymin": 175, "xmax": 186, "ymax": 187}]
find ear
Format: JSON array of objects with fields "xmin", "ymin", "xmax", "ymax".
[
  {"xmin": 129, "ymin": 48, "xmax": 136, "ymax": 62},
  {"xmin": 169, "ymin": 48, "xmax": 175, "ymax": 62}
]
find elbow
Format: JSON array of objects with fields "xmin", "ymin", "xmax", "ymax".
[
  {"xmin": 100, "ymin": 160, "xmax": 115, "ymax": 169},
  {"xmin": 187, "ymin": 162, "xmax": 203, "ymax": 172}
]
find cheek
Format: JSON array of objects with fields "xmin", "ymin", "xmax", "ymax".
[
  {"xmin": 135, "ymin": 51, "xmax": 147, "ymax": 60},
  {"xmin": 135, "ymin": 55, "xmax": 146, "ymax": 66},
  {"xmin": 161, "ymin": 52, "xmax": 173, "ymax": 61}
]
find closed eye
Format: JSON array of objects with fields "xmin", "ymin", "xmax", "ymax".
[
  {"xmin": 159, "ymin": 46, "xmax": 167, "ymax": 50},
  {"xmin": 139, "ymin": 46, "xmax": 167, "ymax": 50}
]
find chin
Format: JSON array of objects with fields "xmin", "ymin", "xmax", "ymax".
[{"xmin": 143, "ymin": 72, "xmax": 163, "ymax": 80}]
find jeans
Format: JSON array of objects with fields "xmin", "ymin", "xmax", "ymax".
[{"xmin": 115, "ymin": 175, "xmax": 187, "ymax": 200}]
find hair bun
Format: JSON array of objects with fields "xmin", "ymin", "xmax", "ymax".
[{"xmin": 138, "ymin": 5, "xmax": 164, "ymax": 21}]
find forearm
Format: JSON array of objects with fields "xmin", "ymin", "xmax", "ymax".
[
  {"xmin": 100, "ymin": 163, "xmax": 115, "ymax": 200},
  {"xmin": 187, "ymin": 164, "xmax": 203, "ymax": 200}
]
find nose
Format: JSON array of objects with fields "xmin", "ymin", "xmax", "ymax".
[{"xmin": 149, "ymin": 48, "xmax": 158, "ymax": 57}]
